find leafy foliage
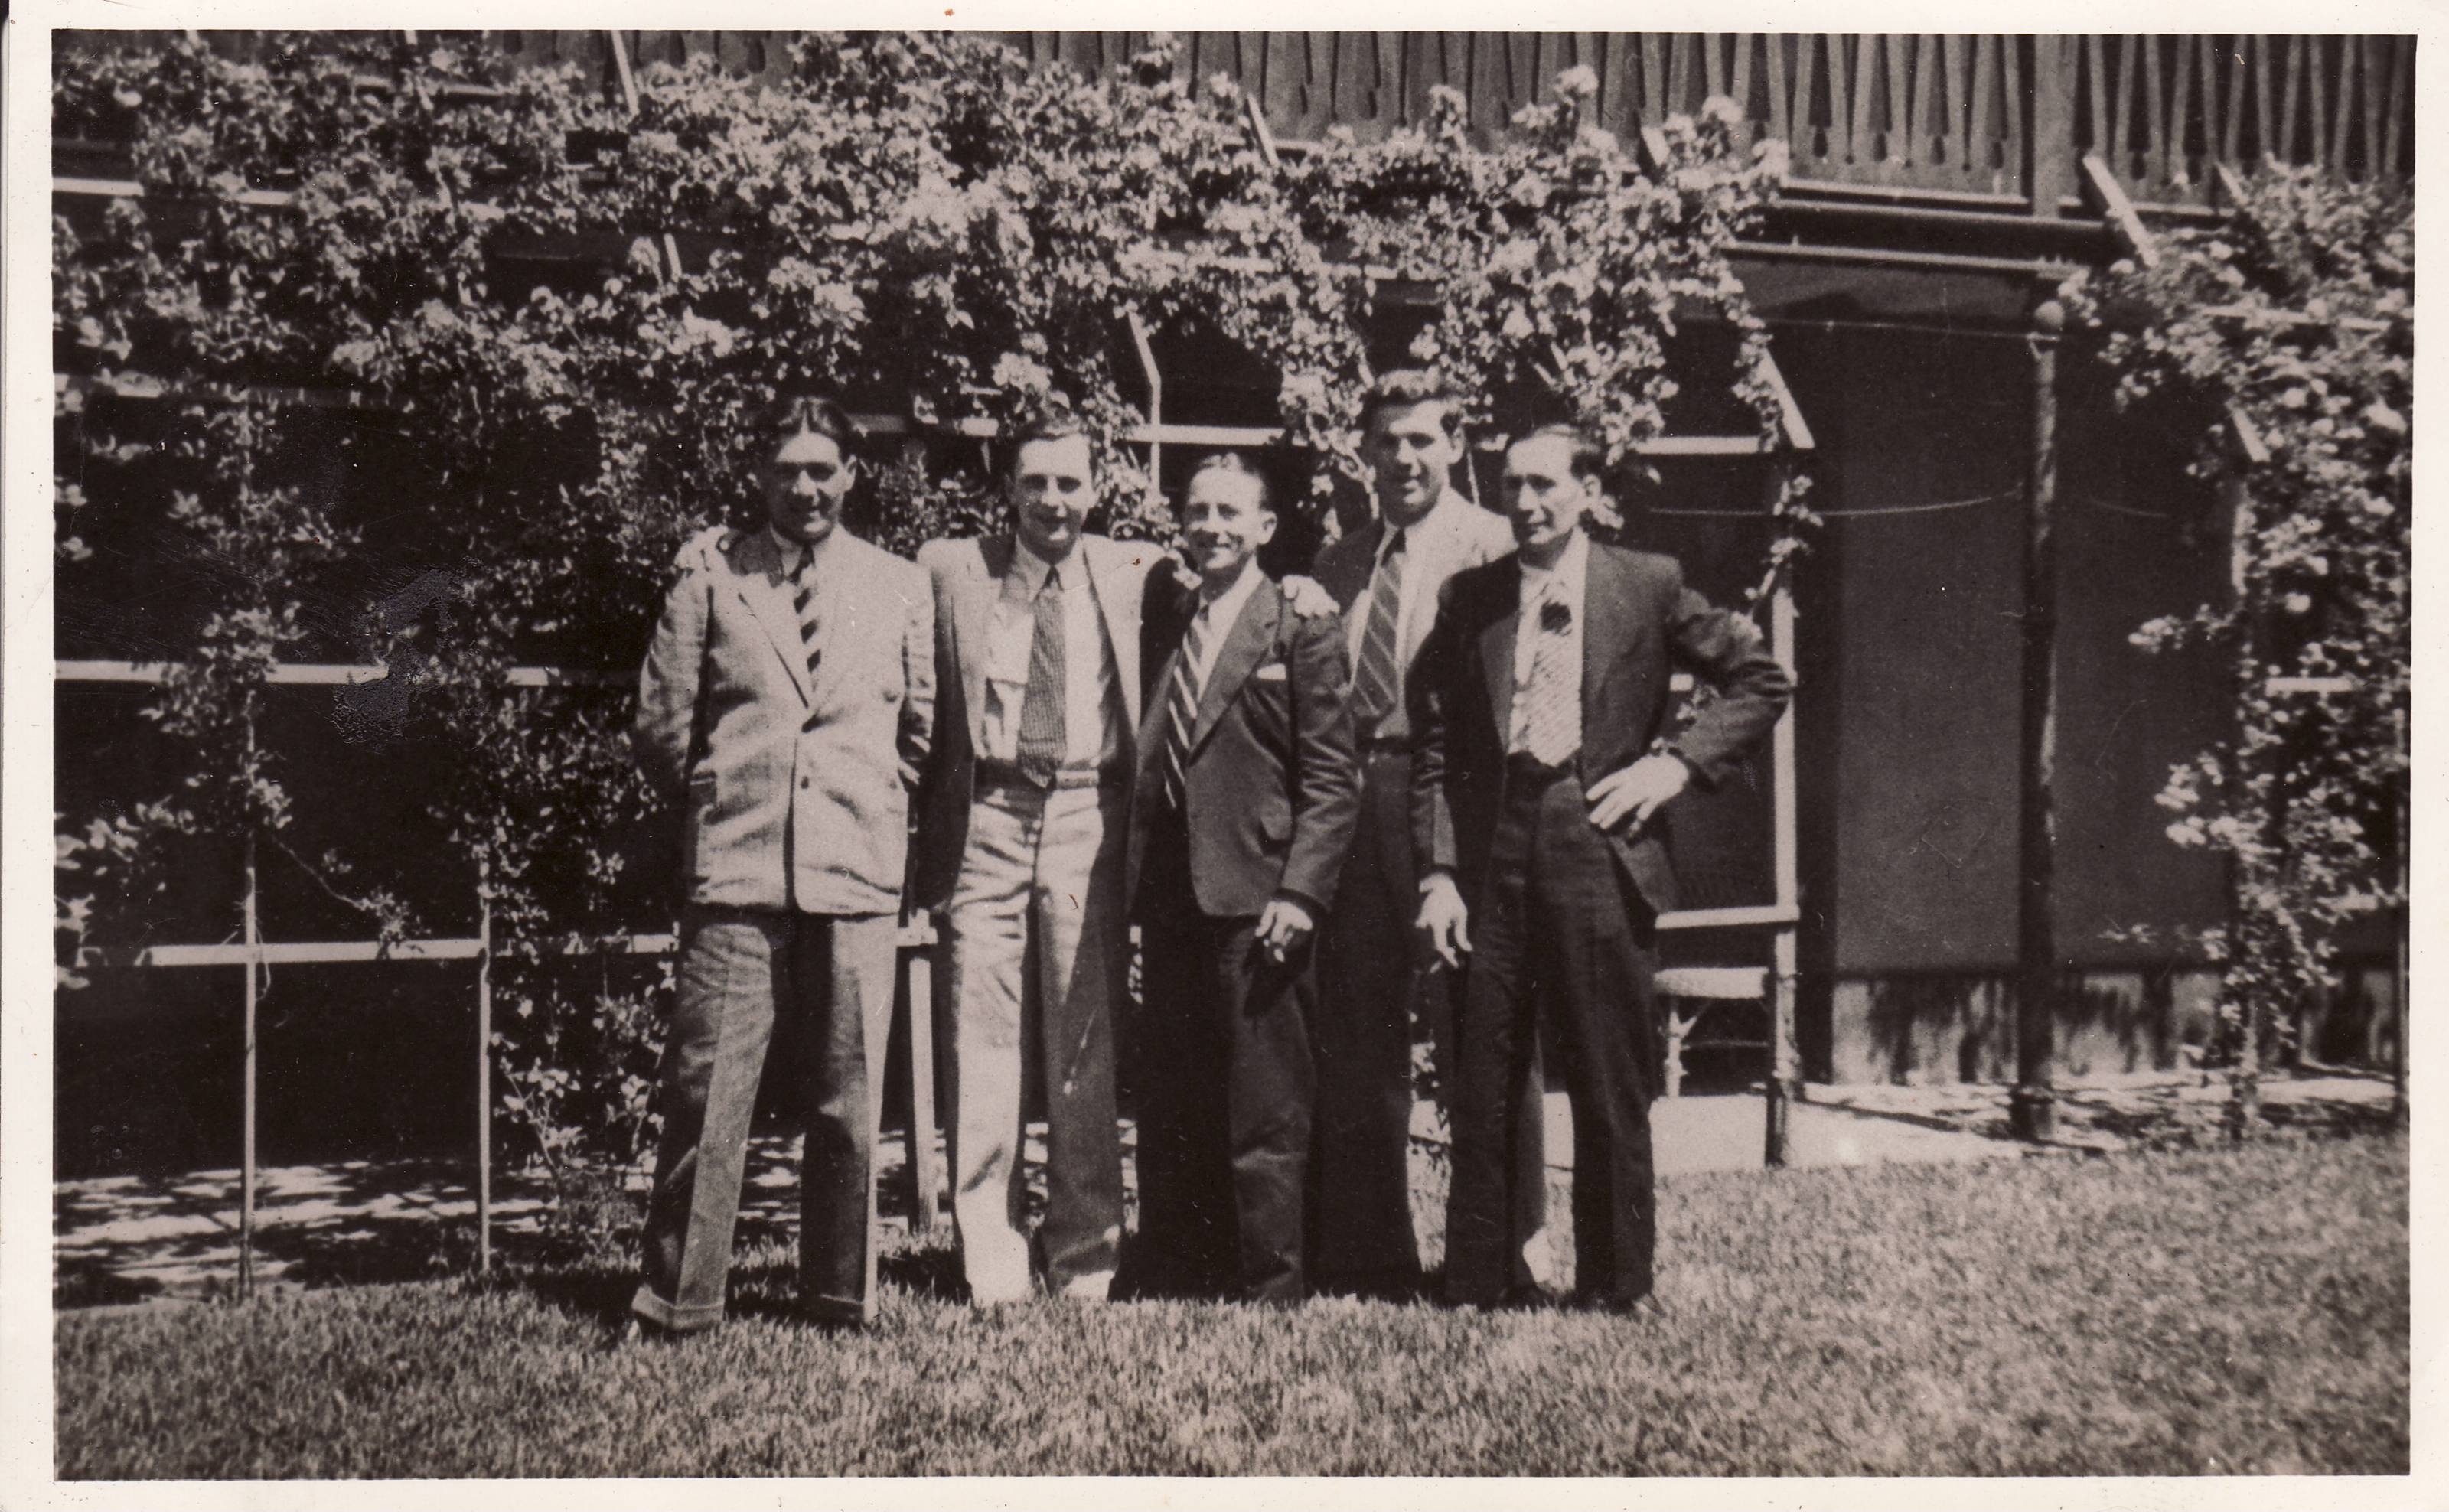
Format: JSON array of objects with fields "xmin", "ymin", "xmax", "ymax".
[
  {"xmin": 2066, "ymin": 166, "xmax": 2411, "ymax": 1111},
  {"xmin": 53, "ymin": 33, "xmax": 1801, "ymax": 1188}
]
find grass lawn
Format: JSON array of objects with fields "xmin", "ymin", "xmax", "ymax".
[{"xmin": 56, "ymin": 1132, "xmax": 2407, "ymax": 1478}]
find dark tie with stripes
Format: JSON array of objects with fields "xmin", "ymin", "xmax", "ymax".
[
  {"xmin": 1014, "ymin": 572, "xmax": 1068, "ymax": 787},
  {"xmin": 791, "ymin": 549, "xmax": 822, "ymax": 695},
  {"xmin": 1348, "ymin": 528, "xmax": 1407, "ymax": 734},
  {"xmin": 1159, "ymin": 603, "xmax": 1217, "ymax": 813}
]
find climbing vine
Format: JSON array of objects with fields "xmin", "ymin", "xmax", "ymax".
[{"xmin": 53, "ymin": 31, "xmax": 1803, "ymax": 1182}]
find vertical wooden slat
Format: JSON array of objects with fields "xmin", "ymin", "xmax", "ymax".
[
  {"xmin": 1470, "ymin": 34, "xmax": 1508, "ymax": 135},
  {"xmin": 1332, "ymin": 32, "xmax": 1374, "ymax": 136},
  {"xmin": 475, "ymin": 861, "xmax": 492, "ymax": 1275},
  {"xmin": 2381, "ymin": 36, "xmax": 2410, "ymax": 179},
  {"xmin": 2297, "ymin": 36, "xmax": 2324, "ymax": 168},
  {"xmin": 2167, "ymin": 35, "xmax": 2195, "ymax": 192},
  {"xmin": 2220, "ymin": 35, "xmax": 2247, "ymax": 171},
  {"xmin": 1765, "ymin": 33, "xmax": 1792, "ymax": 155},
  {"xmin": 2030, "ymin": 35, "xmax": 2072, "ymax": 216},
  {"xmin": 1904, "ymin": 34, "xmax": 1931, "ymax": 168},
  {"xmin": 2361, "ymin": 37, "xmax": 2387, "ymax": 181},
  {"xmin": 1535, "ymin": 32, "xmax": 1566, "ymax": 99},
  {"xmin": 1732, "ymin": 34, "xmax": 1756, "ymax": 129},
  {"xmin": 1847, "ymin": 36, "xmax": 1877, "ymax": 165},
  {"xmin": 1371, "ymin": 33, "xmax": 1403, "ymax": 136},
  {"xmin": 2082, "ymin": 35, "xmax": 2108, "ymax": 160},
  {"xmin": 1407, "ymin": 31, "xmax": 1446, "ymax": 122},
  {"xmin": 1971, "ymin": 34, "xmax": 2000, "ymax": 184},
  {"xmin": 1794, "ymin": 34, "xmax": 1823, "ymax": 166},
  {"xmin": 1764, "ymin": 470, "xmax": 1801, "ymax": 1170},
  {"xmin": 1444, "ymin": 32, "xmax": 1475, "ymax": 120},
  {"xmin": 2139, "ymin": 35, "xmax": 2167, "ymax": 190},
  {"xmin": 1882, "ymin": 34, "xmax": 1910, "ymax": 164},
  {"xmin": 1508, "ymin": 31, "xmax": 1541, "ymax": 112},
  {"xmin": 1602, "ymin": 32, "xmax": 1639, "ymax": 135},
  {"xmin": 2276, "ymin": 35, "xmax": 2302, "ymax": 166},
  {"xmin": 240, "ymin": 829, "xmax": 259, "ymax": 1301},
  {"xmin": 1640, "ymin": 34, "xmax": 1666, "ymax": 124},
  {"xmin": 1939, "ymin": 34, "xmax": 1968, "ymax": 175},
  {"xmin": 2323, "ymin": 36, "xmax": 2352, "ymax": 176},
  {"xmin": 1700, "ymin": 31, "xmax": 1724, "ymax": 102},
  {"xmin": 1264, "ymin": 34, "xmax": 1307, "ymax": 137},
  {"xmin": 2002, "ymin": 33, "xmax": 2026, "ymax": 195}
]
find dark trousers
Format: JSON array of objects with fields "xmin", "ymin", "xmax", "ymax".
[
  {"xmin": 1310, "ymin": 747, "xmax": 1434, "ymax": 1292},
  {"xmin": 1445, "ymin": 760, "xmax": 1661, "ymax": 1309},
  {"xmin": 1133, "ymin": 831, "xmax": 1317, "ymax": 1305},
  {"xmin": 632, "ymin": 907, "xmax": 899, "ymax": 1331}
]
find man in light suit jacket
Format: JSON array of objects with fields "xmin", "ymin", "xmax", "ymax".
[
  {"xmin": 1304, "ymin": 370, "xmax": 1518, "ymax": 1299},
  {"xmin": 1412, "ymin": 424, "xmax": 1791, "ymax": 1312},
  {"xmin": 909, "ymin": 413, "xmax": 1151, "ymax": 1304},
  {"xmin": 631, "ymin": 394, "xmax": 935, "ymax": 1334},
  {"xmin": 1123, "ymin": 454, "xmax": 1360, "ymax": 1305}
]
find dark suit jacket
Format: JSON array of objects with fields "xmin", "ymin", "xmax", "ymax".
[
  {"xmin": 1125, "ymin": 571, "xmax": 1361, "ymax": 920},
  {"xmin": 908, "ymin": 532, "xmax": 1154, "ymax": 911},
  {"xmin": 1408, "ymin": 539, "xmax": 1792, "ymax": 916}
]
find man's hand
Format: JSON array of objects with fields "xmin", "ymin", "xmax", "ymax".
[
  {"xmin": 1280, "ymin": 574, "xmax": 1339, "ymax": 619},
  {"xmin": 1414, "ymin": 870, "xmax": 1471, "ymax": 971},
  {"xmin": 1254, "ymin": 898, "xmax": 1316, "ymax": 963},
  {"xmin": 1586, "ymin": 752, "xmax": 1691, "ymax": 835}
]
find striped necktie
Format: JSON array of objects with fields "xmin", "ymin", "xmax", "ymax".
[
  {"xmin": 1013, "ymin": 572, "xmax": 1068, "ymax": 787},
  {"xmin": 1348, "ymin": 528, "xmax": 1407, "ymax": 733},
  {"xmin": 1158, "ymin": 602, "xmax": 1218, "ymax": 813},
  {"xmin": 791, "ymin": 548, "xmax": 822, "ymax": 687}
]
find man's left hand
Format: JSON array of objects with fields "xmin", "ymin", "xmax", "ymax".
[
  {"xmin": 1586, "ymin": 753, "xmax": 1691, "ymax": 835},
  {"xmin": 1280, "ymin": 575, "xmax": 1339, "ymax": 618},
  {"xmin": 1254, "ymin": 898, "xmax": 1316, "ymax": 962}
]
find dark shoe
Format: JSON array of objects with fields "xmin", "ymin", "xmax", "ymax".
[{"xmin": 1570, "ymin": 1288, "xmax": 1665, "ymax": 1319}]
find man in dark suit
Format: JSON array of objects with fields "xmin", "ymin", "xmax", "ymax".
[
  {"xmin": 1411, "ymin": 424, "xmax": 1791, "ymax": 1312},
  {"xmin": 1124, "ymin": 454, "xmax": 1361, "ymax": 1304},
  {"xmin": 1304, "ymin": 369, "xmax": 1517, "ymax": 1299},
  {"xmin": 630, "ymin": 393, "xmax": 935, "ymax": 1334}
]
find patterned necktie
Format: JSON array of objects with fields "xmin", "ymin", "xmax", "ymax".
[
  {"xmin": 1515, "ymin": 587, "xmax": 1580, "ymax": 767},
  {"xmin": 1348, "ymin": 527, "xmax": 1407, "ymax": 732},
  {"xmin": 1013, "ymin": 571, "xmax": 1068, "ymax": 786},
  {"xmin": 791, "ymin": 549, "xmax": 822, "ymax": 689},
  {"xmin": 1159, "ymin": 602, "xmax": 1218, "ymax": 813}
]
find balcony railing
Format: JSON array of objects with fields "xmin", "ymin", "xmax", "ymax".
[{"xmin": 61, "ymin": 31, "xmax": 2416, "ymax": 213}]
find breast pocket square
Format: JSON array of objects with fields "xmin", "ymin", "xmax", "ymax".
[{"xmin": 1254, "ymin": 663, "xmax": 1289, "ymax": 682}]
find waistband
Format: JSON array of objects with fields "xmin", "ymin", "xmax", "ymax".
[
  {"xmin": 1503, "ymin": 751, "xmax": 1577, "ymax": 787},
  {"xmin": 975, "ymin": 758, "xmax": 1125, "ymax": 794}
]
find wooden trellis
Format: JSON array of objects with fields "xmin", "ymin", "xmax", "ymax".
[{"xmin": 56, "ymin": 29, "xmax": 1821, "ymax": 1291}]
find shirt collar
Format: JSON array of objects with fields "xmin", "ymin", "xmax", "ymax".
[
  {"xmin": 769, "ymin": 523, "xmax": 840, "ymax": 576},
  {"xmin": 1518, "ymin": 530, "xmax": 1590, "ymax": 605},
  {"xmin": 1196, "ymin": 557, "xmax": 1266, "ymax": 624},
  {"xmin": 1012, "ymin": 535, "xmax": 1087, "ymax": 593},
  {"xmin": 1376, "ymin": 488, "xmax": 1466, "ymax": 564}
]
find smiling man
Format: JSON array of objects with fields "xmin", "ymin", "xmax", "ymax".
[
  {"xmin": 629, "ymin": 393, "xmax": 934, "ymax": 1337},
  {"xmin": 1304, "ymin": 370, "xmax": 1516, "ymax": 1299},
  {"xmin": 1409, "ymin": 423, "xmax": 1790, "ymax": 1313},
  {"xmin": 911, "ymin": 413, "xmax": 1153, "ymax": 1305},
  {"xmin": 1123, "ymin": 453, "xmax": 1359, "ymax": 1304}
]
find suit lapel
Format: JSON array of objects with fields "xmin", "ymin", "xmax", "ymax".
[
  {"xmin": 1580, "ymin": 541, "xmax": 1639, "ymax": 729},
  {"xmin": 1189, "ymin": 581, "xmax": 1280, "ymax": 755},
  {"xmin": 734, "ymin": 529, "xmax": 814, "ymax": 706},
  {"xmin": 1479, "ymin": 559, "xmax": 1523, "ymax": 746},
  {"xmin": 801, "ymin": 537, "xmax": 864, "ymax": 715},
  {"xmin": 1326, "ymin": 519, "xmax": 1382, "ymax": 616},
  {"xmin": 955, "ymin": 536, "xmax": 1008, "ymax": 758},
  {"xmin": 1086, "ymin": 537, "xmax": 1143, "ymax": 733}
]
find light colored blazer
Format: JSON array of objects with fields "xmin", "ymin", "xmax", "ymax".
[
  {"xmin": 635, "ymin": 524, "xmax": 935, "ymax": 916},
  {"xmin": 908, "ymin": 531, "xmax": 1153, "ymax": 910}
]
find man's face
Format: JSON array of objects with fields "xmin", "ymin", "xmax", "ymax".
[
  {"xmin": 1007, "ymin": 434, "xmax": 1097, "ymax": 562},
  {"xmin": 1361, "ymin": 400, "xmax": 1464, "ymax": 523},
  {"xmin": 760, "ymin": 429, "xmax": 856, "ymax": 546},
  {"xmin": 1178, "ymin": 467, "xmax": 1276, "ymax": 587},
  {"xmin": 1500, "ymin": 435, "xmax": 1597, "ymax": 558}
]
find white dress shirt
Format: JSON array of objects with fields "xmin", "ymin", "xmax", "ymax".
[
  {"xmin": 983, "ymin": 538, "xmax": 1120, "ymax": 768},
  {"xmin": 1182, "ymin": 558, "xmax": 1267, "ymax": 692},
  {"xmin": 1508, "ymin": 530, "xmax": 1589, "ymax": 756},
  {"xmin": 1344, "ymin": 489, "xmax": 1515, "ymax": 743}
]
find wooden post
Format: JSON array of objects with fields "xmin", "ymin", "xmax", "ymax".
[
  {"xmin": 1763, "ymin": 464, "xmax": 1802, "ymax": 1169},
  {"xmin": 240, "ymin": 828, "xmax": 259, "ymax": 1300},
  {"xmin": 2217, "ymin": 435, "xmax": 2265, "ymax": 1142},
  {"xmin": 475, "ymin": 857, "xmax": 493, "ymax": 1274},
  {"xmin": 2393, "ymin": 704, "xmax": 2408, "ymax": 1129},
  {"xmin": 902, "ymin": 941, "xmax": 942, "ymax": 1234},
  {"xmin": 2010, "ymin": 298, "xmax": 2065, "ymax": 1143}
]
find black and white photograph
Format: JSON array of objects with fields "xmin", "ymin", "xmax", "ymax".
[{"xmin": 2, "ymin": 5, "xmax": 2437, "ymax": 1501}]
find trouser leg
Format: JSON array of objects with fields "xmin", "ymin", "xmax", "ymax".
[
  {"xmin": 1532, "ymin": 777, "xmax": 1661, "ymax": 1307},
  {"xmin": 944, "ymin": 790, "xmax": 1039, "ymax": 1303},
  {"xmin": 1030, "ymin": 783, "xmax": 1126, "ymax": 1295},
  {"xmin": 1443, "ymin": 785, "xmax": 1543, "ymax": 1307},
  {"xmin": 796, "ymin": 913, "xmax": 902, "ymax": 1325},
  {"xmin": 634, "ymin": 910, "xmax": 782, "ymax": 1332},
  {"xmin": 1133, "ymin": 884, "xmax": 1234, "ymax": 1297},
  {"xmin": 1310, "ymin": 749, "xmax": 1424, "ymax": 1291},
  {"xmin": 1218, "ymin": 919, "xmax": 1316, "ymax": 1306}
]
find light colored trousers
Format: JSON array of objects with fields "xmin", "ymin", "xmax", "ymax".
[
  {"xmin": 942, "ymin": 780, "xmax": 1127, "ymax": 1302},
  {"xmin": 632, "ymin": 908, "xmax": 898, "ymax": 1331}
]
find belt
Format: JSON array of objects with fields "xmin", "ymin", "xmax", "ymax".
[
  {"xmin": 1504, "ymin": 751, "xmax": 1575, "ymax": 786},
  {"xmin": 975, "ymin": 758, "xmax": 1123, "ymax": 793}
]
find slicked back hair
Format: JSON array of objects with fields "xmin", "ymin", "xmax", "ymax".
[
  {"xmin": 1358, "ymin": 368, "xmax": 1466, "ymax": 439},
  {"xmin": 1185, "ymin": 450, "xmax": 1274, "ymax": 514},
  {"xmin": 757, "ymin": 393, "xmax": 857, "ymax": 456},
  {"xmin": 1512, "ymin": 422, "xmax": 1606, "ymax": 483}
]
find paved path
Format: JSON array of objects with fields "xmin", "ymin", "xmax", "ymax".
[{"xmin": 57, "ymin": 1074, "xmax": 2395, "ymax": 1306}]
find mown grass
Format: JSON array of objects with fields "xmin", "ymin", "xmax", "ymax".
[{"xmin": 57, "ymin": 1132, "xmax": 2407, "ymax": 1478}]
